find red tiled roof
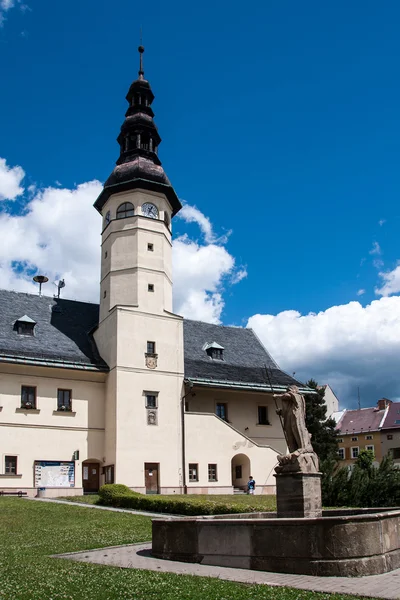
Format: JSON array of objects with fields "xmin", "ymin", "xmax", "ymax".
[
  {"xmin": 380, "ymin": 402, "xmax": 400, "ymax": 430},
  {"xmin": 336, "ymin": 407, "xmax": 386, "ymax": 434}
]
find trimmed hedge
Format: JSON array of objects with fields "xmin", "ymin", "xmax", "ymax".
[{"xmin": 98, "ymin": 484, "xmax": 274, "ymax": 515}]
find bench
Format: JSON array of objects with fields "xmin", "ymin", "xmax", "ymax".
[{"xmin": 0, "ymin": 491, "xmax": 27, "ymax": 497}]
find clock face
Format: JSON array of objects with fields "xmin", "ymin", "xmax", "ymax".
[
  {"xmin": 104, "ymin": 211, "xmax": 111, "ymax": 226},
  {"xmin": 142, "ymin": 203, "xmax": 159, "ymax": 219}
]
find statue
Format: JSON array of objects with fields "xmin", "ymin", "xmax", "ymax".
[{"xmin": 273, "ymin": 385, "xmax": 319, "ymax": 474}]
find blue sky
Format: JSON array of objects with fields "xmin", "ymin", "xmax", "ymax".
[{"xmin": 2, "ymin": 1, "xmax": 400, "ymax": 407}]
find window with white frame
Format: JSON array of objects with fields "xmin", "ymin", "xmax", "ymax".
[
  {"xmin": 366, "ymin": 445, "xmax": 375, "ymax": 455},
  {"xmin": 208, "ymin": 464, "xmax": 217, "ymax": 482},
  {"xmin": 365, "ymin": 434, "xmax": 373, "ymax": 440},
  {"xmin": 351, "ymin": 436, "xmax": 358, "ymax": 442},
  {"xmin": 5, "ymin": 456, "xmax": 17, "ymax": 475},
  {"xmin": 351, "ymin": 447, "xmax": 359, "ymax": 459},
  {"xmin": 338, "ymin": 448, "xmax": 345, "ymax": 460},
  {"xmin": 189, "ymin": 464, "xmax": 198, "ymax": 482}
]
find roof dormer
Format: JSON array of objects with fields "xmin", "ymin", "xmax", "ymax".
[
  {"xmin": 203, "ymin": 341, "xmax": 224, "ymax": 361},
  {"xmin": 14, "ymin": 315, "xmax": 36, "ymax": 336}
]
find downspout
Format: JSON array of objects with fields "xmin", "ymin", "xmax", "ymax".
[{"xmin": 181, "ymin": 381, "xmax": 194, "ymax": 495}]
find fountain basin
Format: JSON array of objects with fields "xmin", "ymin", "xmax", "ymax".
[{"xmin": 152, "ymin": 508, "xmax": 400, "ymax": 577}]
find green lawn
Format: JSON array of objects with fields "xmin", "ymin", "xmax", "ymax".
[{"xmin": 0, "ymin": 498, "xmax": 378, "ymax": 600}]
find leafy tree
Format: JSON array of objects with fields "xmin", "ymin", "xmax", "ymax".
[{"xmin": 304, "ymin": 379, "xmax": 339, "ymax": 463}]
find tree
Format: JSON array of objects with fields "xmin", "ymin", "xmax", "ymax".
[{"xmin": 304, "ymin": 379, "xmax": 339, "ymax": 463}]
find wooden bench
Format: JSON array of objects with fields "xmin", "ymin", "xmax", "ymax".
[{"xmin": 0, "ymin": 490, "xmax": 27, "ymax": 497}]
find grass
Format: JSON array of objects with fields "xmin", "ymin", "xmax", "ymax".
[
  {"xmin": 0, "ymin": 498, "xmax": 379, "ymax": 600},
  {"xmin": 60, "ymin": 493, "xmax": 277, "ymax": 512}
]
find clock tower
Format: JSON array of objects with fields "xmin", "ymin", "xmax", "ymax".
[{"xmin": 93, "ymin": 48, "xmax": 185, "ymax": 493}]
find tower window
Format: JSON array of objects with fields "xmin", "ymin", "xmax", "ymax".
[
  {"xmin": 116, "ymin": 202, "xmax": 135, "ymax": 219},
  {"xmin": 164, "ymin": 212, "xmax": 170, "ymax": 229},
  {"xmin": 103, "ymin": 290, "xmax": 107, "ymax": 299},
  {"xmin": 147, "ymin": 243, "xmax": 154, "ymax": 251},
  {"xmin": 147, "ymin": 341, "xmax": 156, "ymax": 354},
  {"xmin": 145, "ymin": 394, "xmax": 157, "ymax": 409},
  {"xmin": 148, "ymin": 284, "xmax": 154, "ymax": 292}
]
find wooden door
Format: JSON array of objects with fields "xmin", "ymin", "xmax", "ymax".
[
  {"xmin": 144, "ymin": 463, "xmax": 159, "ymax": 494},
  {"xmin": 82, "ymin": 462, "xmax": 100, "ymax": 493}
]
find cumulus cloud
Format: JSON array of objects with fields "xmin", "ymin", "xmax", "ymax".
[
  {"xmin": 375, "ymin": 264, "xmax": 400, "ymax": 297},
  {"xmin": 0, "ymin": 157, "xmax": 245, "ymax": 323},
  {"xmin": 247, "ymin": 297, "xmax": 400, "ymax": 407},
  {"xmin": 178, "ymin": 203, "xmax": 231, "ymax": 244},
  {"xmin": 0, "ymin": 158, "xmax": 25, "ymax": 200}
]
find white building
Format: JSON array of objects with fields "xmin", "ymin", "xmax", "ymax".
[{"xmin": 0, "ymin": 48, "xmax": 310, "ymax": 497}]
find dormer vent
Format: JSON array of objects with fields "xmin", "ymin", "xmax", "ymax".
[
  {"xmin": 203, "ymin": 341, "xmax": 224, "ymax": 361},
  {"xmin": 14, "ymin": 315, "xmax": 36, "ymax": 336}
]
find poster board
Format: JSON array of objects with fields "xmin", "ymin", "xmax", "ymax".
[{"xmin": 34, "ymin": 461, "xmax": 75, "ymax": 488}]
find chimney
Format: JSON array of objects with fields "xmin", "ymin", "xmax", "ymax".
[{"xmin": 377, "ymin": 398, "xmax": 391, "ymax": 411}]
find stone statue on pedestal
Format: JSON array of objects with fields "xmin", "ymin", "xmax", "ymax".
[{"xmin": 274, "ymin": 385, "xmax": 319, "ymax": 474}]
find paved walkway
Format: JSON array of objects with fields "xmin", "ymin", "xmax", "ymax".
[{"xmin": 56, "ymin": 542, "xmax": 400, "ymax": 599}]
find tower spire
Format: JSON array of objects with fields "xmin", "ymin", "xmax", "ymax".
[{"xmin": 138, "ymin": 44, "xmax": 144, "ymax": 80}]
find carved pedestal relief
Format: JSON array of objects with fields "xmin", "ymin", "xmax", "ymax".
[{"xmin": 147, "ymin": 409, "xmax": 158, "ymax": 426}]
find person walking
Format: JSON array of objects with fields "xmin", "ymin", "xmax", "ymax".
[{"xmin": 247, "ymin": 475, "xmax": 256, "ymax": 495}]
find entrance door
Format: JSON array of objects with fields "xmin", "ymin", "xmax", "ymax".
[
  {"xmin": 82, "ymin": 462, "xmax": 100, "ymax": 493},
  {"xmin": 144, "ymin": 463, "xmax": 159, "ymax": 494}
]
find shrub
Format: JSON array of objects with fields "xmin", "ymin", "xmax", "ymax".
[{"xmin": 98, "ymin": 485, "xmax": 273, "ymax": 515}]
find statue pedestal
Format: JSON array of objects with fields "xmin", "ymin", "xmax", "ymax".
[{"xmin": 274, "ymin": 472, "xmax": 322, "ymax": 518}]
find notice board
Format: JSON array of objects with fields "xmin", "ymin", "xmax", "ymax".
[{"xmin": 34, "ymin": 461, "xmax": 75, "ymax": 488}]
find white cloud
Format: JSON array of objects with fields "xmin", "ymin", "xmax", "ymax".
[
  {"xmin": 0, "ymin": 158, "xmax": 25, "ymax": 200},
  {"xmin": 0, "ymin": 0, "xmax": 28, "ymax": 26},
  {"xmin": 1, "ymin": 0, "xmax": 15, "ymax": 10},
  {"xmin": 178, "ymin": 203, "xmax": 231, "ymax": 244},
  {"xmin": 0, "ymin": 157, "xmax": 245, "ymax": 323},
  {"xmin": 172, "ymin": 235, "xmax": 237, "ymax": 323},
  {"xmin": 247, "ymin": 296, "xmax": 400, "ymax": 407},
  {"xmin": 369, "ymin": 241, "xmax": 382, "ymax": 256},
  {"xmin": 356, "ymin": 289, "xmax": 365, "ymax": 296},
  {"xmin": 375, "ymin": 263, "xmax": 400, "ymax": 297},
  {"xmin": 379, "ymin": 219, "xmax": 386, "ymax": 227}
]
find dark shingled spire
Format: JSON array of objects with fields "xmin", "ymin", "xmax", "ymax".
[{"xmin": 94, "ymin": 46, "xmax": 181, "ymax": 216}]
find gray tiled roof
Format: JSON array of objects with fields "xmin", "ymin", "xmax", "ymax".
[
  {"xmin": 0, "ymin": 290, "xmax": 106, "ymax": 370},
  {"xmin": 0, "ymin": 290, "xmax": 306, "ymax": 389},
  {"xmin": 183, "ymin": 319, "xmax": 305, "ymax": 390}
]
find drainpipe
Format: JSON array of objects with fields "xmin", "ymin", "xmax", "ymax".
[{"xmin": 181, "ymin": 381, "xmax": 194, "ymax": 495}]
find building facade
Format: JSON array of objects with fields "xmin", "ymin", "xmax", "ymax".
[{"xmin": 0, "ymin": 48, "xmax": 308, "ymax": 497}]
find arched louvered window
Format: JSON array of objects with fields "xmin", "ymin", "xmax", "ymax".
[{"xmin": 116, "ymin": 202, "xmax": 135, "ymax": 219}]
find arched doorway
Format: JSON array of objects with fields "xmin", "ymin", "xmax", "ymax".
[
  {"xmin": 82, "ymin": 459, "xmax": 101, "ymax": 494},
  {"xmin": 231, "ymin": 454, "xmax": 251, "ymax": 491}
]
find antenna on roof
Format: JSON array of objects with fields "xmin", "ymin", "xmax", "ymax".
[
  {"xmin": 33, "ymin": 275, "xmax": 48, "ymax": 297},
  {"xmin": 55, "ymin": 279, "xmax": 65, "ymax": 298},
  {"xmin": 357, "ymin": 387, "xmax": 361, "ymax": 410}
]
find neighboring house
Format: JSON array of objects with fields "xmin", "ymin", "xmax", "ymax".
[
  {"xmin": 0, "ymin": 48, "xmax": 309, "ymax": 497},
  {"xmin": 379, "ymin": 401, "xmax": 400, "ymax": 465},
  {"xmin": 335, "ymin": 399, "xmax": 391, "ymax": 467},
  {"xmin": 317, "ymin": 384, "xmax": 340, "ymax": 418}
]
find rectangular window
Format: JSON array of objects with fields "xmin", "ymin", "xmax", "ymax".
[
  {"xmin": 235, "ymin": 465, "xmax": 242, "ymax": 479},
  {"xmin": 216, "ymin": 403, "xmax": 228, "ymax": 421},
  {"xmin": 337, "ymin": 438, "xmax": 343, "ymax": 443},
  {"xmin": 387, "ymin": 434, "xmax": 393, "ymax": 440},
  {"xmin": 147, "ymin": 243, "xmax": 154, "ymax": 251},
  {"xmin": 57, "ymin": 389, "xmax": 72, "ymax": 411},
  {"xmin": 366, "ymin": 445, "xmax": 375, "ymax": 455},
  {"xmin": 351, "ymin": 447, "xmax": 359, "ymax": 459},
  {"xmin": 395, "ymin": 420, "xmax": 400, "ymax": 424},
  {"xmin": 189, "ymin": 463, "xmax": 198, "ymax": 482},
  {"xmin": 105, "ymin": 465, "xmax": 114, "ymax": 484},
  {"xmin": 351, "ymin": 437, "xmax": 358, "ymax": 442},
  {"xmin": 338, "ymin": 448, "xmax": 345, "ymax": 460},
  {"xmin": 21, "ymin": 386, "xmax": 36, "ymax": 409},
  {"xmin": 208, "ymin": 464, "xmax": 217, "ymax": 482},
  {"xmin": 258, "ymin": 406, "xmax": 270, "ymax": 425},
  {"xmin": 147, "ymin": 341, "xmax": 156, "ymax": 354},
  {"xmin": 5, "ymin": 456, "xmax": 17, "ymax": 475},
  {"xmin": 145, "ymin": 394, "xmax": 157, "ymax": 409},
  {"xmin": 365, "ymin": 435, "xmax": 373, "ymax": 440},
  {"xmin": 392, "ymin": 448, "xmax": 400, "ymax": 460},
  {"xmin": 148, "ymin": 284, "xmax": 154, "ymax": 292}
]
